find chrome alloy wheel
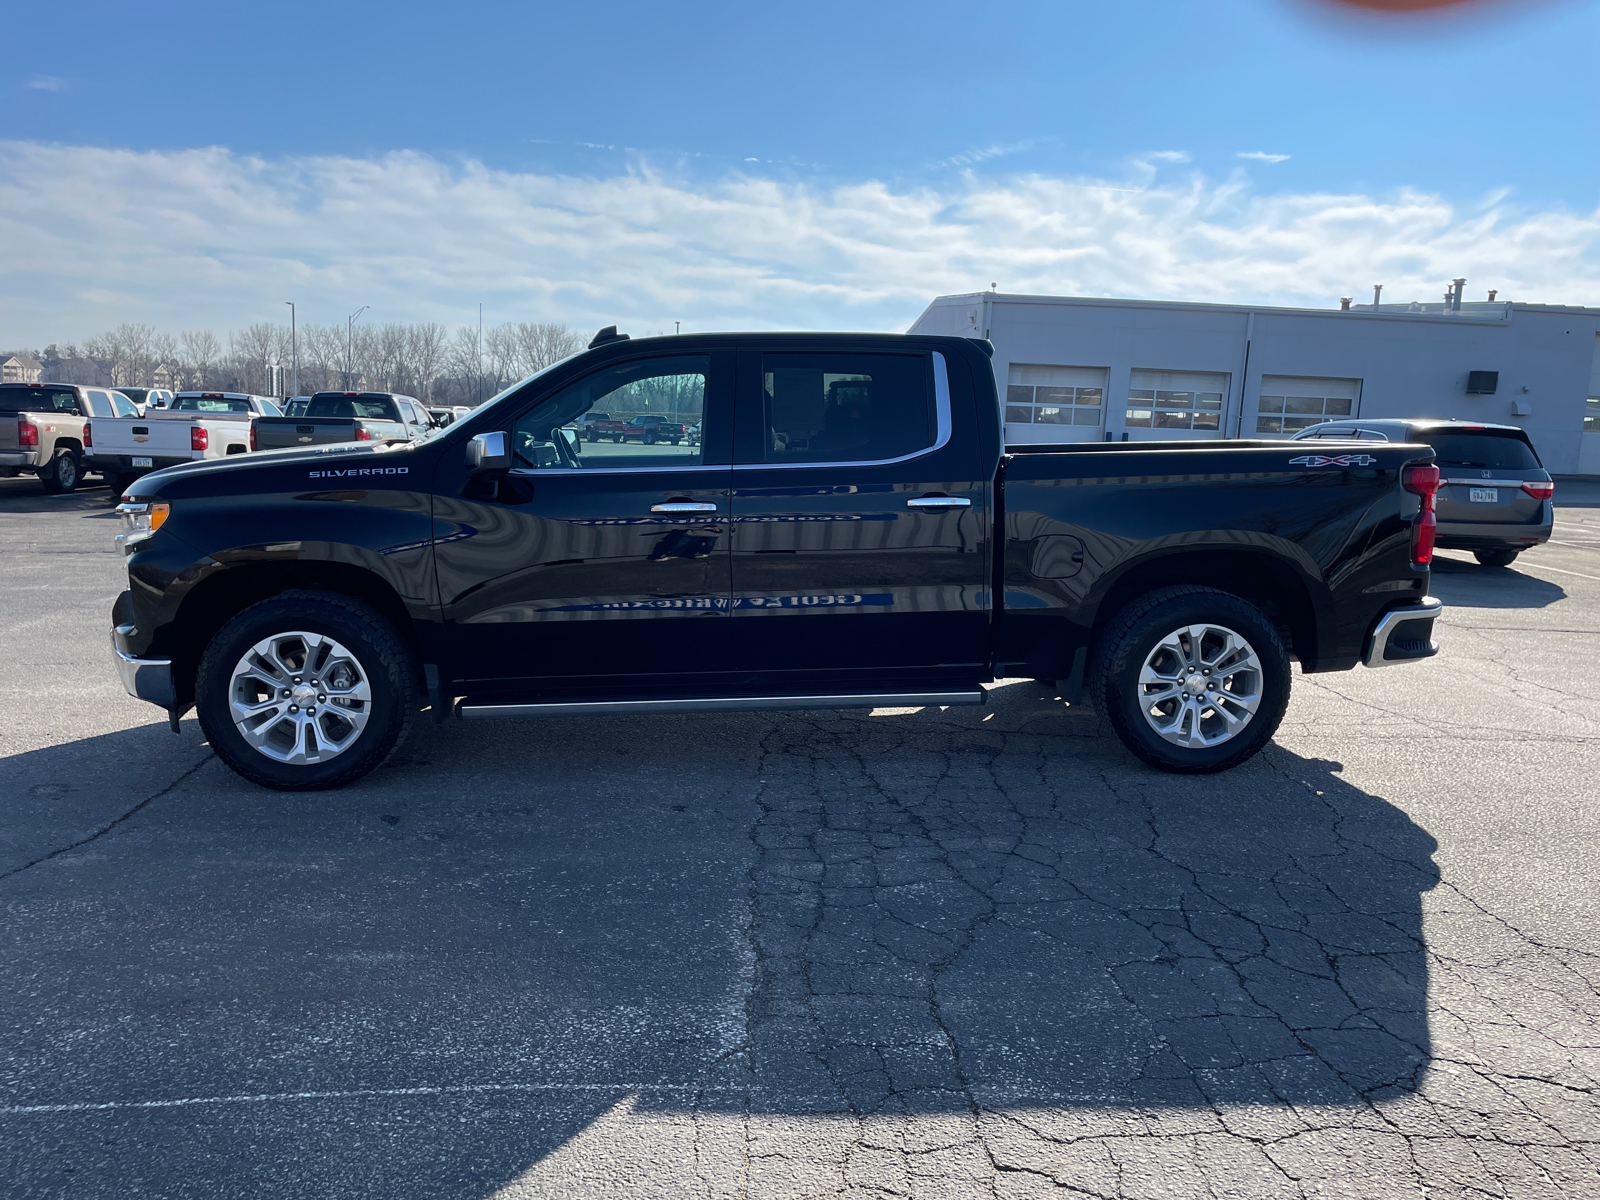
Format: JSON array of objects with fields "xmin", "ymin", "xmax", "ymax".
[
  {"xmin": 228, "ymin": 631, "xmax": 372, "ymax": 764},
  {"xmin": 1136, "ymin": 623, "xmax": 1264, "ymax": 749}
]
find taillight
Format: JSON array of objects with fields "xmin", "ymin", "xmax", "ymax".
[
  {"xmin": 191, "ymin": 426, "xmax": 208, "ymax": 451},
  {"xmin": 353, "ymin": 423, "xmax": 372, "ymax": 441},
  {"xmin": 1402, "ymin": 464, "xmax": 1440, "ymax": 496},
  {"xmin": 1521, "ymin": 480, "xmax": 1554, "ymax": 500},
  {"xmin": 1404, "ymin": 461, "xmax": 1440, "ymax": 566},
  {"xmin": 1413, "ymin": 506, "xmax": 1437, "ymax": 565},
  {"xmin": 18, "ymin": 418, "xmax": 38, "ymax": 447},
  {"xmin": 82, "ymin": 420, "xmax": 92, "ymax": 448},
  {"xmin": 248, "ymin": 422, "xmax": 257, "ymax": 452}
]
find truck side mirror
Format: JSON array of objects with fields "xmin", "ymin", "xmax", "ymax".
[{"xmin": 466, "ymin": 431, "xmax": 511, "ymax": 472}]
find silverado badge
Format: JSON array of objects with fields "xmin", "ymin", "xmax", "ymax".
[{"xmin": 1289, "ymin": 454, "xmax": 1378, "ymax": 467}]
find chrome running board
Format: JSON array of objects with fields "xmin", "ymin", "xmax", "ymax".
[{"xmin": 458, "ymin": 690, "xmax": 986, "ymax": 720}]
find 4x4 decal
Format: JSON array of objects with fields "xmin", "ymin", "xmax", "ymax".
[{"xmin": 1289, "ymin": 453, "xmax": 1378, "ymax": 467}]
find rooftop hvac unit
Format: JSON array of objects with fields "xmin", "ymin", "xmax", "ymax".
[{"xmin": 1465, "ymin": 370, "xmax": 1499, "ymax": 395}]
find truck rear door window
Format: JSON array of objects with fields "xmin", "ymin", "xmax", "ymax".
[
  {"xmin": 1422, "ymin": 432, "xmax": 1541, "ymax": 470},
  {"xmin": 755, "ymin": 352, "xmax": 933, "ymax": 465}
]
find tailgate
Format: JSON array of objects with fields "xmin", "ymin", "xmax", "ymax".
[
  {"xmin": 253, "ymin": 417, "xmax": 359, "ymax": 447},
  {"xmin": 96, "ymin": 417, "xmax": 194, "ymax": 456},
  {"xmin": 0, "ymin": 418, "xmax": 17, "ymax": 452}
]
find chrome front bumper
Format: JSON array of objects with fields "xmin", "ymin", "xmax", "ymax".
[
  {"xmin": 112, "ymin": 633, "xmax": 175, "ymax": 709},
  {"xmin": 1363, "ymin": 596, "xmax": 1443, "ymax": 668}
]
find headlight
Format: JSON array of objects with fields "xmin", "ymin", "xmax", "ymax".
[{"xmin": 116, "ymin": 501, "xmax": 170, "ymax": 546}]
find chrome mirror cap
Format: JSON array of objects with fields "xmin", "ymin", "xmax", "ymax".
[{"xmin": 466, "ymin": 431, "xmax": 510, "ymax": 471}]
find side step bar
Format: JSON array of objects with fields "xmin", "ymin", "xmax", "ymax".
[{"xmin": 458, "ymin": 690, "xmax": 987, "ymax": 721}]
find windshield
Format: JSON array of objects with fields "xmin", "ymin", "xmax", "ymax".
[
  {"xmin": 1421, "ymin": 431, "xmax": 1541, "ymax": 470},
  {"xmin": 174, "ymin": 396, "xmax": 253, "ymax": 413},
  {"xmin": 306, "ymin": 395, "xmax": 400, "ymax": 420},
  {"xmin": 0, "ymin": 388, "xmax": 78, "ymax": 414}
]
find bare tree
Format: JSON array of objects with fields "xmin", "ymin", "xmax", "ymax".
[
  {"xmin": 408, "ymin": 323, "xmax": 448, "ymax": 403},
  {"xmin": 516, "ymin": 322, "xmax": 585, "ymax": 374},
  {"xmin": 179, "ymin": 329, "xmax": 222, "ymax": 390}
]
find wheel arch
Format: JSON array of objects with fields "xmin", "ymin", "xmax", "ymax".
[
  {"xmin": 166, "ymin": 560, "xmax": 422, "ymax": 709},
  {"xmin": 1085, "ymin": 546, "xmax": 1329, "ymax": 668}
]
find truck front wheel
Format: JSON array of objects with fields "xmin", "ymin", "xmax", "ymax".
[
  {"xmin": 194, "ymin": 590, "xmax": 417, "ymax": 791},
  {"xmin": 1091, "ymin": 586, "xmax": 1290, "ymax": 774},
  {"xmin": 40, "ymin": 448, "xmax": 80, "ymax": 494}
]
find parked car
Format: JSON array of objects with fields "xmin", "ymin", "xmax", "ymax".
[
  {"xmin": 283, "ymin": 397, "xmax": 312, "ymax": 417},
  {"xmin": 250, "ymin": 391, "xmax": 429, "ymax": 451},
  {"xmin": 87, "ymin": 392, "xmax": 282, "ymax": 493},
  {"xmin": 113, "ymin": 387, "xmax": 176, "ymax": 412},
  {"xmin": 586, "ymin": 414, "xmax": 687, "ymax": 444},
  {"xmin": 1292, "ymin": 418, "xmax": 1551, "ymax": 566},
  {"xmin": 110, "ymin": 329, "xmax": 1442, "ymax": 791},
  {"xmin": 0, "ymin": 383, "xmax": 135, "ymax": 492},
  {"xmin": 427, "ymin": 407, "xmax": 457, "ymax": 428}
]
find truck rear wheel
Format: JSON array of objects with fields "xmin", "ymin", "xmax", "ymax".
[
  {"xmin": 195, "ymin": 590, "xmax": 417, "ymax": 791},
  {"xmin": 40, "ymin": 448, "xmax": 80, "ymax": 494},
  {"xmin": 1091, "ymin": 586, "xmax": 1290, "ymax": 774}
]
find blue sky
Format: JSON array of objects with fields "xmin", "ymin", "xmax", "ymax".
[{"xmin": 3, "ymin": 0, "xmax": 1599, "ymax": 343}]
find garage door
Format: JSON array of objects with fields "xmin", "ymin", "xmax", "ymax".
[
  {"xmin": 1257, "ymin": 375, "xmax": 1362, "ymax": 436},
  {"xmin": 1125, "ymin": 369, "xmax": 1231, "ymax": 440},
  {"xmin": 1005, "ymin": 364, "xmax": 1107, "ymax": 444}
]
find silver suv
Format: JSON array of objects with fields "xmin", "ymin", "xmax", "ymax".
[{"xmin": 1292, "ymin": 418, "xmax": 1552, "ymax": 567}]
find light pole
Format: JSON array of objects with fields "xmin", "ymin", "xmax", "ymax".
[
  {"xmin": 347, "ymin": 305, "xmax": 369, "ymax": 389},
  {"xmin": 284, "ymin": 301, "xmax": 298, "ymax": 398}
]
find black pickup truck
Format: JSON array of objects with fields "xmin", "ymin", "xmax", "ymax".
[{"xmin": 110, "ymin": 330, "xmax": 1442, "ymax": 791}]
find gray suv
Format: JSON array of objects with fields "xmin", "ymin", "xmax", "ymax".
[{"xmin": 1291, "ymin": 418, "xmax": 1552, "ymax": 566}]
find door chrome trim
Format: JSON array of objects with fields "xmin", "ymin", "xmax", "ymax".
[
  {"xmin": 459, "ymin": 688, "xmax": 986, "ymax": 720},
  {"xmin": 906, "ymin": 496, "xmax": 971, "ymax": 508},
  {"xmin": 729, "ymin": 350, "xmax": 953, "ymax": 472},
  {"xmin": 650, "ymin": 501, "xmax": 718, "ymax": 513}
]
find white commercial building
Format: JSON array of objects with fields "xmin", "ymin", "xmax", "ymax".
[{"xmin": 908, "ymin": 292, "xmax": 1600, "ymax": 475}]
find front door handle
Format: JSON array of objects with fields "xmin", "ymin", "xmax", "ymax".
[
  {"xmin": 650, "ymin": 501, "xmax": 718, "ymax": 513},
  {"xmin": 906, "ymin": 496, "xmax": 972, "ymax": 509}
]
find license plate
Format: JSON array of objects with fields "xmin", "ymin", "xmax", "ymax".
[{"xmin": 132, "ymin": 456, "xmax": 153, "ymax": 468}]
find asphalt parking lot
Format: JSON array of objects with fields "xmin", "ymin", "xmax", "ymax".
[{"xmin": 2, "ymin": 474, "xmax": 1598, "ymax": 1199}]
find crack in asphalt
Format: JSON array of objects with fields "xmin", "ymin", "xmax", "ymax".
[
  {"xmin": 703, "ymin": 701, "xmax": 1600, "ymax": 1198},
  {"xmin": 0, "ymin": 750, "xmax": 212, "ymax": 882}
]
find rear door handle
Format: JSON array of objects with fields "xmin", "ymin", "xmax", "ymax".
[
  {"xmin": 650, "ymin": 502, "xmax": 718, "ymax": 513},
  {"xmin": 906, "ymin": 496, "xmax": 972, "ymax": 508}
]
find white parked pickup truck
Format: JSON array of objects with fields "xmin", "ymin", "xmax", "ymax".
[{"xmin": 86, "ymin": 391, "xmax": 284, "ymax": 492}]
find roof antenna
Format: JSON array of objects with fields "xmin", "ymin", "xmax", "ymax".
[{"xmin": 588, "ymin": 325, "xmax": 630, "ymax": 349}]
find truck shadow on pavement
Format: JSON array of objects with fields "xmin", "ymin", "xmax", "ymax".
[
  {"xmin": 1429, "ymin": 554, "xmax": 1566, "ymax": 608},
  {"xmin": 0, "ymin": 697, "xmax": 1439, "ymax": 1197}
]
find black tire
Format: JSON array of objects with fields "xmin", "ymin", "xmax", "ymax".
[
  {"xmin": 643, "ymin": 432, "xmax": 656, "ymax": 445},
  {"xmin": 1091, "ymin": 586, "xmax": 1290, "ymax": 774},
  {"xmin": 39, "ymin": 448, "xmax": 80, "ymax": 494},
  {"xmin": 195, "ymin": 590, "xmax": 417, "ymax": 791},
  {"xmin": 1474, "ymin": 549, "xmax": 1519, "ymax": 568},
  {"xmin": 586, "ymin": 431, "xmax": 598, "ymax": 443},
  {"xmin": 670, "ymin": 437, "xmax": 680, "ymax": 446}
]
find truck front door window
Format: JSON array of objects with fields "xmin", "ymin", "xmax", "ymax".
[{"xmin": 512, "ymin": 356, "xmax": 707, "ymax": 470}]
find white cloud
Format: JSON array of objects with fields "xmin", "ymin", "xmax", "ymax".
[
  {"xmin": 937, "ymin": 142, "xmax": 1033, "ymax": 169},
  {"xmin": 1147, "ymin": 150, "xmax": 1192, "ymax": 163},
  {"xmin": 1239, "ymin": 151, "xmax": 1292, "ymax": 164},
  {"xmin": 24, "ymin": 75, "xmax": 69, "ymax": 92},
  {"xmin": 0, "ymin": 140, "xmax": 1596, "ymax": 345}
]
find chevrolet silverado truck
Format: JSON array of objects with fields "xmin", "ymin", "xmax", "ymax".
[
  {"xmin": 250, "ymin": 391, "xmax": 431, "ymax": 451},
  {"xmin": 0, "ymin": 383, "xmax": 139, "ymax": 493},
  {"xmin": 109, "ymin": 330, "xmax": 1443, "ymax": 791},
  {"xmin": 87, "ymin": 391, "xmax": 283, "ymax": 492}
]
